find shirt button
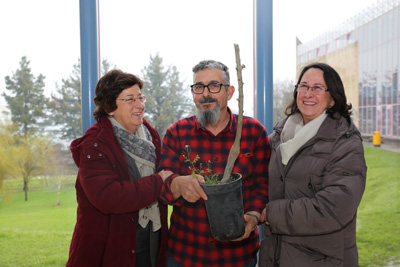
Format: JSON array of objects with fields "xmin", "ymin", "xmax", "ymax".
[
  {"xmin": 87, "ymin": 155, "xmax": 91, "ymax": 159},
  {"xmin": 209, "ymin": 241, "xmax": 214, "ymax": 246},
  {"xmin": 98, "ymin": 153, "xmax": 102, "ymax": 156},
  {"xmin": 132, "ymin": 249, "xmax": 135, "ymax": 254},
  {"xmin": 214, "ymin": 157, "xmax": 218, "ymax": 162},
  {"xmin": 94, "ymin": 143, "xmax": 98, "ymax": 147}
]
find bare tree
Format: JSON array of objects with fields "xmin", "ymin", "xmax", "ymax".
[
  {"xmin": 273, "ymin": 79, "xmax": 294, "ymax": 125},
  {"xmin": 13, "ymin": 134, "xmax": 53, "ymax": 201}
]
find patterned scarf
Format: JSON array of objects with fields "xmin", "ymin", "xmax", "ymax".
[
  {"xmin": 108, "ymin": 116, "xmax": 161, "ymax": 231},
  {"xmin": 110, "ymin": 118, "xmax": 156, "ymax": 167}
]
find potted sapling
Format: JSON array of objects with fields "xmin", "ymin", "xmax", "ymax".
[{"xmin": 184, "ymin": 44, "xmax": 246, "ymax": 241}]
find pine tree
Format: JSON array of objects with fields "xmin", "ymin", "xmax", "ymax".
[
  {"xmin": 47, "ymin": 61, "xmax": 82, "ymax": 141},
  {"xmin": 3, "ymin": 56, "xmax": 47, "ymax": 136},
  {"xmin": 101, "ymin": 58, "xmax": 116, "ymax": 75},
  {"xmin": 141, "ymin": 54, "xmax": 192, "ymax": 136},
  {"xmin": 47, "ymin": 58, "xmax": 116, "ymax": 142}
]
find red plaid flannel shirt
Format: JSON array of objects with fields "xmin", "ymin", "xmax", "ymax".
[{"xmin": 158, "ymin": 109, "xmax": 270, "ymax": 267}]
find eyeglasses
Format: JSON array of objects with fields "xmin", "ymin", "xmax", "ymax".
[
  {"xmin": 295, "ymin": 84, "xmax": 328, "ymax": 95},
  {"xmin": 190, "ymin": 82, "xmax": 229, "ymax": 94},
  {"xmin": 117, "ymin": 95, "xmax": 146, "ymax": 103}
]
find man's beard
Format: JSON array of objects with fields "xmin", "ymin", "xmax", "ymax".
[{"xmin": 196, "ymin": 97, "xmax": 220, "ymax": 128}]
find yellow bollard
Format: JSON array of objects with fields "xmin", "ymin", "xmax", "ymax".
[{"xmin": 373, "ymin": 131, "xmax": 381, "ymax": 147}]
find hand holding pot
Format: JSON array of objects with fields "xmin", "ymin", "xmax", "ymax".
[
  {"xmin": 232, "ymin": 212, "xmax": 260, "ymax": 241},
  {"xmin": 171, "ymin": 174, "xmax": 208, "ymax": 202}
]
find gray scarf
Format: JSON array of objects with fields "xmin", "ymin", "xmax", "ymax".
[
  {"xmin": 108, "ymin": 116, "xmax": 161, "ymax": 231},
  {"xmin": 110, "ymin": 118, "xmax": 156, "ymax": 166}
]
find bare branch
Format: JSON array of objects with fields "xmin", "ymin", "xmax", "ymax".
[{"xmin": 220, "ymin": 44, "xmax": 244, "ymax": 184}]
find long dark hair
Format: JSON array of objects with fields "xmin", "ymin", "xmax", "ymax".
[{"xmin": 285, "ymin": 62, "xmax": 352, "ymax": 122}]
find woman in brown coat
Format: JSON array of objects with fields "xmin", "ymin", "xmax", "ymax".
[{"xmin": 259, "ymin": 63, "xmax": 367, "ymax": 267}]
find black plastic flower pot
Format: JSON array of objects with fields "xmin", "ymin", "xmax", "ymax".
[{"xmin": 200, "ymin": 173, "xmax": 245, "ymax": 241}]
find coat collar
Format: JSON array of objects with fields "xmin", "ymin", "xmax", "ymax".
[{"xmin": 272, "ymin": 113, "xmax": 359, "ymax": 155}]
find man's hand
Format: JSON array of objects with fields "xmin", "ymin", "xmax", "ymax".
[
  {"xmin": 170, "ymin": 174, "xmax": 208, "ymax": 202},
  {"xmin": 233, "ymin": 212, "xmax": 260, "ymax": 241}
]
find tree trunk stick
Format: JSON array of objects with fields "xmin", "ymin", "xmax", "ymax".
[{"xmin": 220, "ymin": 44, "xmax": 244, "ymax": 184}]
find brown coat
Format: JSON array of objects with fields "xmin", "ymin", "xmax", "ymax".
[{"xmin": 259, "ymin": 114, "xmax": 367, "ymax": 267}]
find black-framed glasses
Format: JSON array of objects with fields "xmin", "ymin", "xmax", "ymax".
[
  {"xmin": 295, "ymin": 84, "xmax": 328, "ymax": 95},
  {"xmin": 117, "ymin": 95, "xmax": 146, "ymax": 103},
  {"xmin": 190, "ymin": 82, "xmax": 229, "ymax": 94}
]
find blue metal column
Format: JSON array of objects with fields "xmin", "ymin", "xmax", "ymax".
[
  {"xmin": 79, "ymin": 0, "xmax": 100, "ymax": 134},
  {"xmin": 254, "ymin": 0, "xmax": 273, "ymax": 246},
  {"xmin": 254, "ymin": 0, "xmax": 273, "ymax": 134}
]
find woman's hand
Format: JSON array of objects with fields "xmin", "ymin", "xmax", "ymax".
[
  {"xmin": 260, "ymin": 206, "xmax": 270, "ymax": 225},
  {"xmin": 233, "ymin": 212, "xmax": 260, "ymax": 241},
  {"xmin": 170, "ymin": 174, "xmax": 207, "ymax": 202},
  {"xmin": 158, "ymin": 170, "xmax": 173, "ymax": 181}
]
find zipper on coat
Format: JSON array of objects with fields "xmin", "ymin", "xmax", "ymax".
[
  {"xmin": 308, "ymin": 175, "xmax": 318, "ymax": 194},
  {"xmin": 274, "ymin": 235, "xmax": 282, "ymax": 267}
]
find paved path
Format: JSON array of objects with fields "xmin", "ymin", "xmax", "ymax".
[{"xmin": 363, "ymin": 141, "xmax": 400, "ymax": 153}]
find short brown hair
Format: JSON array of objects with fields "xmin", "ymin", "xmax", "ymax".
[{"xmin": 93, "ymin": 69, "xmax": 143, "ymax": 121}]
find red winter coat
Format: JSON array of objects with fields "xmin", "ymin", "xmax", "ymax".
[{"xmin": 67, "ymin": 117, "xmax": 167, "ymax": 267}]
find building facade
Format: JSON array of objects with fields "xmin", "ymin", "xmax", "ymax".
[{"xmin": 296, "ymin": 0, "xmax": 400, "ymax": 141}]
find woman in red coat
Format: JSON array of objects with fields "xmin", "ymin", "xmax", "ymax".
[{"xmin": 67, "ymin": 69, "xmax": 171, "ymax": 267}]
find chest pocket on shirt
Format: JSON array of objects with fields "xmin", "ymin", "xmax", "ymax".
[{"xmin": 234, "ymin": 148, "xmax": 254, "ymax": 175}]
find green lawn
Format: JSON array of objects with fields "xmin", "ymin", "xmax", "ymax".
[
  {"xmin": 0, "ymin": 186, "xmax": 77, "ymax": 266},
  {"xmin": 0, "ymin": 146, "xmax": 399, "ymax": 266},
  {"xmin": 357, "ymin": 146, "xmax": 400, "ymax": 267}
]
